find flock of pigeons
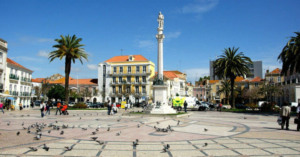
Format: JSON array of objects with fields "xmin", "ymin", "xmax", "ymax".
[{"xmin": 1, "ymin": 113, "xmax": 210, "ymax": 153}]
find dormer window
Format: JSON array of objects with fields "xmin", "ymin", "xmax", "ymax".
[{"xmin": 129, "ymin": 55, "xmax": 134, "ymax": 61}]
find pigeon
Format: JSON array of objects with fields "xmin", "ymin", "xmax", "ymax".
[
  {"xmin": 137, "ymin": 124, "xmax": 140, "ymax": 128},
  {"xmin": 65, "ymin": 146, "xmax": 73, "ymax": 151},
  {"xmin": 177, "ymin": 120, "xmax": 180, "ymax": 126},
  {"xmin": 163, "ymin": 144, "xmax": 170, "ymax": 152},
  {"xmin": 116, "ymin": 131, "xmax": 121, "ymax": 136},
  {"xmin": 204, "ymin": 128, "xmax": 208, "ymax": 132},
  {"xmin": 96, "ymin": 140, "xmax": 104, "ymax": 145},
  {"xmin": 7, "ymin": 122, "xmax": 10, "ymax": 126},
  {"xmin": 80, "ymin": 117, "xmax": 82, "ymax": 120},
  {"xmin": 22, "ymin": 122, "xmax": 24, "ymax": 126},
  {"xmin": 96, "ymin": 128, "xmax": 99, "ymax": 132},
  {"xmin": 72, "ymin": 125, "xmax": 75, "ymax": 129},
  {"xmin": 82, "ymin": 128, "xmax": 87, "ymax": 131},
  {"xmin": 92, "ymin": 131, "xmax": 96, "ymax": 135},
  {"xmin": 91, "ymin": 137, "xmax": 98, "ymax": 141},
  {"xmin": 27, "ymin": 114, "xmax": 30, "ymax": 117},
  {"xmin": 157, "ymin": 122, "xmax": 160, "ymax": 125},
  {"xmin": 48, "ymin": 130, "xmax": 51, "ymax": 134},
  {"xmin": 244, "ymin": 117, "xmax": 247, "ymax": 119},
  {"xmin": 203, "ymin": 143, "xmax": 208, "ymax": 147},
  {"xmin": 17, "ymin": 131, "xmax": 20, "ymax": 136},
  {"xmin": 35, "ymin": 134, "xmax": 41, "ymax": 140},
  {"xmin": 117, "ymin": 119, "xmax": 121, "ymax": 122},
  {"xmin": 55, "ymin": 121, "xmax": 58, "ymax": 123},
  {"xmin": 133, "ymin": 139, "xmax": 139, "ymax": 146},
  {"xmin": 27, "ymin": 130, "xmax": 31, "ymax": 134},
  {"xmin": 23, "ymin": 127, "xmax": 27, "ymax": 130},
  {"xmin": 107, "ymin": 127, "xmax": 110, "ymax": 131},
  {"xmin": 43, "ymin": 144, "xmax": 49, "ymax": 151},
  {"xmin": 60, "ymin": 131, "xmax": 64, "ymax": 135},
  {"xmin": 29, "ymin": 147, "xmax": 38, "ymax": 151}
]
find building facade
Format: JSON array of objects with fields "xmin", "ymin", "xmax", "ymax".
[
  {"xmin": 0, "ymin": 39, "xmax": 8, "ymax": 94},
  {"xmin": 5, "ymin": 58, "xmax": 33, "ymax": 109},
  {"xmin": 98, "ymin": 55, "xmax": 155, "ymax": 103}
]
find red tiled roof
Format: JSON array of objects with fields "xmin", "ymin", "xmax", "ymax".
[
  {"xmin": 7, "ymin": 58, "xmax": 33, "ymax": 72},
  {"xmin": 209, "ymin": 80, "xmax": 219, "ymax": 84},
  {"xmin": 49, "ymin": 77, "xmax": 97, "ymax": 85},
  {"xmin": 31, "ymin": 78, "xmax": 46, "ymax": 83},
  {"xmin": 153, "ymin": 71, "xmax": 185, "ymax": 80},
  {"xmin": 270, "ymin": 68, "xmax": 281, "ymax": 74},
  {"xmin": 105, "ymin": 55, "xmax": 148, "ymax": 62},
  {"xmin": 250, "ymin": 76, "xmax": 263, "ymax": 82}
]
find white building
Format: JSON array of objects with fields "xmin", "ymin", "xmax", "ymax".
[
  {"xmin": 0, "ymin": 39, "xmax": 8, "ymax": 94},
  {"xmin": 5, "ymin": 58, "xmax": 33, "ymax": 109}
]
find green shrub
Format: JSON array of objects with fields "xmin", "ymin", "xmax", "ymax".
[
  {"xmin": 245, "ymin": 103, "xmax": 258, "ymax": 110},
  {"xmin": 72, "ymin": 102, "xmax": 87, "ymax": 109},
  {"xmin": 261, "ymin": 102, "xmax": 276, "ymax": 112}
]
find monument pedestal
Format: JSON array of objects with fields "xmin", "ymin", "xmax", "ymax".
[{"xmin": 151, "ymin": 85, "xmax": 177, "ymax": 114}]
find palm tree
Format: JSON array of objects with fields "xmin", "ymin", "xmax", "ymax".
[
  {"xmin": 278, "ymin": 32, "xmax": 300, "ymax": 76},
  {"xmin": 49, "ymin": 35, "xmax": 88, "ymax": 105},
  {"xmin": 214, "ymin": 47, "xmax": 252, "ymax": 108},
  {"xmin": 217, "ymin": 80, "xmax": 231, "ymax": 104}
]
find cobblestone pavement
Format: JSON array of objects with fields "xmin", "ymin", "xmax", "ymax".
[{"xmin": 0, "ymin": 108, "xmax": 299, "ymax": 157}]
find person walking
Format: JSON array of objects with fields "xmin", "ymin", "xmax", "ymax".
[
  {"xmin": 280, "ymin": 102, "xmax": 291, "ymax": 130},
  {"xmin": 40, "ymin": 101, "xmax": 45, "ymax": 118},
  {"xmin": 297, "ymin": 103, "xmax": 300, "ymax": 131},
  {"xmin": 219, "ymin": 103, "xmax": 223, "ymax": 112},
  {"xmin": 19, "ymin": 103, "xmax": 23, "ymax": 110},
  {"xmin": 107, "ymin": 99, "xmax": 111, "ymax": 115},
  {"xmin": 45, "ymin": 102, "xmax": 51, "ymax": 115},
  {"xmin": 30, "ymin": 101, "xmax": 34, "ymax": 108},
  {"xmin": 0, "ymin": 101, "xmax": 4, "ymax": 114},
  {"xmin": 184, "ymin": 100, "xmax": 188, "ymax": 113},
  {"xmin": 55, "ymin": 101, "xmax": 62, "ymax": 115}
]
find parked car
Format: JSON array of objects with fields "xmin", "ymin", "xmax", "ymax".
[
  {"xmin": 222, "ymin": 105, "xmax": 232, "ymax": 109},
  {"xmin": 196, "ymin": 101, "xmax": 209, "ymax": 111},
  {"xmin": 69, "ymin": 102, "xmax": 76, "ymax": 107},
  {"xmin": 235, "ymin": 103, "xmax": 249, "ymax": 109},
  {"xmin": 86, "ymin": 102, "xmax": 92, "ymax": 108},
  {"xmin": 35, "ymin": 100, "xmax": 41, "ymax": 106}
]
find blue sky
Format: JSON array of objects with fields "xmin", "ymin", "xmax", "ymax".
[{"xmin": 1, "ymin": 0, "xmax": 300, "ymax": 82}]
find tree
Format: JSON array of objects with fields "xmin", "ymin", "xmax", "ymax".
[
  {"xmin": 243, "ymin": 87, "xmax": 260, "ymax": 103},
  {"xmin": 47, "ymin": 85, "xmax": 65, "ymax": 101},
  {"xmin": 278, "ymin": 32, "xmax": 300, "ymax": 76},
  {"xmin": 41, "ymin": 79, "xmax": 51, "ymax": 99},
  {"xmin": 198, "ymin": 76, "xmax": 210, "ymax": 82},
  {"xmin": 34, "ymin": 86, "xmax": 41, "ymax": 100},
  {"xmin": 49, "ymin": 35, "xmax": 88, "ymax": 105},
  {"xmin": 217, "ymin": 80, "xmax": 231, "ymax": 104},
  {"xmin": 214, "ymin": 47, "xmax": 252, "ymax": 108}
]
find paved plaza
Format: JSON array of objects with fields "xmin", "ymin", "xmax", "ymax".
[{"xmin": 0, "ymin": 108, "xmax": 299, "ymax": 157}]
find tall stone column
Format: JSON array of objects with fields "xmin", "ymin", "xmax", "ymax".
[{"xmin": 156, "ymin": 12, "xmax": 165, "ymax": 81}]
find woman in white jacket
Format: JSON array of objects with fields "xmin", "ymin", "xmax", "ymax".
[{"xmin": 40, "ymin": 101, "xmax": 45, "ymax": 118}]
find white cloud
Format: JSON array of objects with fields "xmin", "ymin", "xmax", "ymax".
[
  {"xmin": 10, "ymin": 56, "xmax": 42, "ymax": 62},
  {"xmin": 182, "ymin": 0, "xmax": 218, "ymax": 14},
  {"xmin": 138, "ymin": 40, "xmax": 155, "ymax": 48},
  {"xmin": 87, "ymin": 64, "xmax": 98, "ymax": 70},
  {"xmin": 166, "ymin": 31, "xmax": 181, "ymax": 39},
  {"xmin": 37, "ymin": 50, "xmax": 49, "ymax": 58},
  {"xmin": 183, "ymin": 68, "xmax": 209, "ymax": 82}
]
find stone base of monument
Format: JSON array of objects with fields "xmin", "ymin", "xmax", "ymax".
[{"xmin": 150, "ymin": 85, "xmax": 177, "ymax": 114}]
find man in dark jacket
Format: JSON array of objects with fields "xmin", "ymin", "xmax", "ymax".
[{"xmin": 184, "ymin": 100, "xmax": 188, "ymax": 113}]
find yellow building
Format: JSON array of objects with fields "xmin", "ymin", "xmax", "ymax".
[{"xmin": 98, "ymin": 55, "xmax": 155, "ymax": 104}]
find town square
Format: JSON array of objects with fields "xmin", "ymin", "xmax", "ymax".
[{"xmin": 1, "ymin": 0, "xmax": 300, "ymax": 156}]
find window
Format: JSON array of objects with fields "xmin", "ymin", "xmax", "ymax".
[
  {"xmin": 20, "ymin": 86, "xmax": 23, "ymax": 92},
  {"xmin": 21, "ymin": 72, "xmax": 24, "ymax": 77},
  {"xmin": 180, "ymin": 82, "xmax": 184, "ymax": 88},
  {"xmin": 120, "ymin": 67, "xmax": 123, "ymax": 73},
  {"xmin": 128, "ymin": 66, "xmax": 131, "ymax": 73},
  {"xmin": 119, "ymin": 86, "xmax": 122, "ymax": 93},
  {"xmin": 142, "ymin": 86, "xmax": 146, "ymax": 93},
  {"xmin": 119, "ymin": 77, "xmax": 122, "ymax": 83},
  {"xmin": 112, "ymin": 86, "xmax": 116, "ymax": 93},
  {"xmin": 127, "ymin": 76, "xmax": 131, "ymax": 82},
  {"xmin": 255, "ymin": 83, "xmax": 258, "ymax": 87},
  {"xmin": 14, "ymin": 85, "xmax": 16, "ymax": 91},
  {"xmin": 113, "ymin": 67, "xmax": 117, "ymax": 73},
  {"xmin": 244, "ymin": 83, "xmax": 249, "ymax": 89},
  {"xmin": 135, "ymin": 86, "xmax": 139, "ymax": 93},
  {"xmin": 136, "ymin": 76, "xmax": 139, "ymax": 82},
  {"xmin": 15, "ymin": 70, "xmax": 18, "ymax": 75},
  {"xmin": 143, "ymin": 66, "xmax": 146, "ymax": 73},
  {"xmin": 136, "ymin": 66, "xmax": 140, "ymax": 73},
  {"xmin": 113, "ymin": 77, "xmax": 116, "ymax": 83},
  {"xmin": 126, "ymin": 86, "xmax": 131, "ymax": 93},
  {"xmin": 9, "ymin": 84, "xmax": 12, "ymax": 91},
  {"xmin": 10, "ymin": 68, "xmax": 13, "ymax": 74},
  {"xmin": 278, "ymin": 77, "xmax": 281, "ymax": 82},
  {"xmin": 103, "ymin": 65, "xmax": 106, "ymax": 75},
  {"xmin": 0, "ymin": 52, "xmax": 2, "ymax": 63},
  {"xmin": 142, "ymin": 76, "xmax": 146, "ymax": 82}
]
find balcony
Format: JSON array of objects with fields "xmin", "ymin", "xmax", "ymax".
[
  {"xmin": 109, "ymin": 70, "xmax": 151, "ymax": 76},
  {"xmin": 21, "ymin": 77, "xmax": 31, "ymax": 82},
  {"xmin": 9, "ymin": 91, "xmax": 18, "ymax": 96},
  {"xmin": 10, "ymin": 74, "xmax": 19, "ymax": 80},
  {"xmin": 20, "ymin": 92, "xmax": 31, "ymax": 96}
]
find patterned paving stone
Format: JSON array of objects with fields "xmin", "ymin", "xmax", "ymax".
[
  {"xmin": 136, "ymin": 151, "xmax": 169, "ymax": 157},
  {"xmin": 171, "ymin": 150, "xmax": 206, "ymax": 157},
  {"xmin": 203, "ymin": 149, "xmax": 238, "ymax": 156},
  {"xmin": 100, "ymin": 150, "xmax": 133, "ymax": 157},
  {"xmin": 63, "ymin": 149, "xmax": 99, "ymax": 156},
  {"xmin": 264, "ymin": 148, "xmax": 300, "ymax": 155},
  {"xmin": 235, "ymin": 148, "xmax": 272, "ymax": 155},
  {"xmin": 223, "ymin": 143, "xmax": 255, "ymax": 149}
]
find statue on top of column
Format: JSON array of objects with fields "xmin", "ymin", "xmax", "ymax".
[{"xmin": 158, "ymin": 11, "xmax": 164, "ymax": 30}]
